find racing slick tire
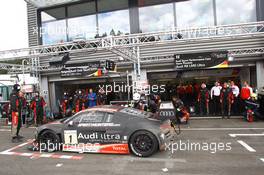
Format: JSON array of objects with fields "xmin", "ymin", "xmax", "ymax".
[
  {"xmin": 38, "ymin": 130, "xmax": 61, "ymax": 152},
  {"xmin": 129, "ymin": 130, "xmax": 158, "ymax": 157}
]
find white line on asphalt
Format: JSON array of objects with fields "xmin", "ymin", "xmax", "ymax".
[
  {"xmin": 229, "ymin": 133, "xmax": 264, "ymax": 137},
  {"xmin": 0, "ymin": 129, "xmax": 11, "ymax": 132},
  {"xmin": 260, "ymin": 158, "xmax": 264, "ymax": 162},
  {"xmin": 123, "ymin": 157, "xmax": 186, "ymax": 163},
  {"xmin": 237, "ymin": 140, "xmax": 256, "ymax": 152},
  {"xmin": 0, "ymin": 141, "xmax": 32, "ymax": 154},
  {"xmin": 182, "ymin": 128, "xmax": 264, "ymax": 131}
]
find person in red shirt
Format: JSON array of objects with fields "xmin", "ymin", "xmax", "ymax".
[
  {"xmin": 186, "ymin": 83, "xmax": 193, "ymax": 106},
  {"xmin": 240, "ymin": 81, "xmax": 253, "ymax": 113},
  {"xmin": 177, "ymin": 84, "xmax": 186, "ymax": 103},
  {"xmin": 240, "ymin": 81, "xmax": 253, "ymax": 100}
]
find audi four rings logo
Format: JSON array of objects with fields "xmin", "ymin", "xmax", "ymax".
[{"xmin": 159, "ymin": 111, "xmax": 175, "ymax": 116}]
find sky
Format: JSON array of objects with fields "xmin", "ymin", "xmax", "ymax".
[{"xmin": 0, "ymin": 0, "xmax": 28, "ymax": 51}]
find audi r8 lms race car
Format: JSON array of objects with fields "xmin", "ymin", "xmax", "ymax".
[{"xmin": 30, "ymin": 105, "xmax": 174, "ymax": 157}]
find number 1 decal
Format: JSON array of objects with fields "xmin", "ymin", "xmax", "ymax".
[{"xmin": 64, "ymin": 130, "xmax": 78, "ymax": 144}]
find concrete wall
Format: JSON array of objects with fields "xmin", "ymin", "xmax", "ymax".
[{"xmin": 256, "ymin": 60, "xmax": 264, "ymax": 89}]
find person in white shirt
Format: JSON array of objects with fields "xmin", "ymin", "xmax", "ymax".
[
  {"xmin": 211, "ymin": 82, "xmax": 222, "ymax": 115},
  {"xmin": 230, "ymin": 81, "xmax": 240, "ymax": 115}
]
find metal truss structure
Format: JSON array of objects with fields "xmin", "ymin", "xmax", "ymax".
[{"xmin": 0, "ymin": 21, "xmax": 264, "ymax": 75}]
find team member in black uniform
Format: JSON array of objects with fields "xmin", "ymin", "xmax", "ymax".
[
  {"xmin": 220, "ymin": 82, "xmax": 234, "ymax": 119},
  {"xmin": 10, "ymin": 84, "xmax": 22, "ymax": 143}
]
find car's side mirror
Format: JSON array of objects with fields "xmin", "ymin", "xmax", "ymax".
[{"xmin": 68, "ymin": 121, "xmax": 74, "ymax": 127}]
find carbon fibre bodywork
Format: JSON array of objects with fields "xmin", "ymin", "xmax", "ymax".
[{"xmin": 34, "ymin": 105, "xmax": 174, "ymax": 156}]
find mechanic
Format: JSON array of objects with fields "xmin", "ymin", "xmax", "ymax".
[
  {"xmin": 133, "ymin": 93, "xmax": 146, "ymax": 111},
  {"xmin": 172, "ymin": 96, "xmax": 189, "ymax": 124},
  {"xmin": 9, "ymin": 84, "xmax": 22, "ymax": 143},
  {"xmin": 88, "ymin": 88, "xmax": 97, "ymax": 107},
  {"xmin": 61, "ymin": 92, "xmax": 70, "ymax": 117},
  {"xmin": 73, "ymin": 90, "xmax": 80, "ymax": 113},
  {"xmin": 97, "ymin": 89, "xmax": 107, "ymax": 105},
  {"xmin": 147, "ymin": 94, "xmax": 158, "ymax": 113},
  {"xmin": 30, "ymin": 91, "xmax": 46, "ymax": 126},
  {"xmin": 230, "ymin": 81, "xmax": 240, "ymax": 115},
  {"xmin": 220, "ymin": 82, "xmax": 234, "ymax": 119},
  {"xmin": 241, "ymin": 81, "xmax": 253, "ymax": 112},
  {"xmin": 19, "ymin": 91, "xmax": 27, "ymax": 126},
  {"xmin": 197, "ymin": 83, "xmax": 210, "ymax": 116}
]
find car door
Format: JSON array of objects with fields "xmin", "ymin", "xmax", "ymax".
[
  {"xmin": 104, "ymin": 112, "xmax": 128, "ymax": 144},
  {"xmin": 76, "ymin": 111, "xmax": 106, "ymax": 144}
]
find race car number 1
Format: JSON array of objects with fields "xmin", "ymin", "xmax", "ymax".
[{"xmin": 64, "ymin": 130, "xmax": 78, "ymax": 144}]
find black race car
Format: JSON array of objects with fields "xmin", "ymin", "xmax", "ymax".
[{"xmin": 32, "ymin": 105, "xmax": 174, "ymax": 157}]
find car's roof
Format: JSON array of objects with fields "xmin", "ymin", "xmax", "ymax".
[{"xmin": 84, "ymin": 105, "xmax": 125, "ymax": 113}]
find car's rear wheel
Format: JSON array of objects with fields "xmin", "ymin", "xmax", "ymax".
[
  {"xmin": 129, "ymin": 130, "xmax": 158, "ymax": 157},
  {"xmin": 38, "ymin": 130, "xmax": 61, "ymax": 152}
]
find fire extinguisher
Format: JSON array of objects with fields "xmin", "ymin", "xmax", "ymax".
[{"xmin": 247, "ymin": 109, "xmax": 254, "ymax": 122}]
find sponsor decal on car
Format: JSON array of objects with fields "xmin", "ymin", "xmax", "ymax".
[
  {"xmin": 78, "ymin": 132, "xmax": 121, "ymax": 140},
  {"xmin": 63, "ymin": 143, "xmax": 129, "ymax": 154},
  {"xmin": 77, "ymin": 123, "xmax": 121, "ymax": 127}
]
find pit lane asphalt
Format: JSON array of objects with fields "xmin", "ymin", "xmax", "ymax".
[{"xmin": 0, "ymin": 118, "xmax": 264, "ymax": 175}]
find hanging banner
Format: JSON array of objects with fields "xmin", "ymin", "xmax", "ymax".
[{"xmin": 174, "ymin": 51, "xmax": 229, "ymax": 70}]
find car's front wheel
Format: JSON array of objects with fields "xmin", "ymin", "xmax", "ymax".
[
  {"xmin": 129, "ymin": 130, "xmax": 158, "ymax": 157},
  {"xmin": 38, "ymin": 130, "xmax": 61, "ymax": 152}
]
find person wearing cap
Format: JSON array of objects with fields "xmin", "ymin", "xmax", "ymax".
[
  {"xmin": 30, "ymin": 91, "xmax": 46, "ymax": 126},
  {"xmin": 9, "ymin": 84, "xmax": 22, "ymax": 142}
]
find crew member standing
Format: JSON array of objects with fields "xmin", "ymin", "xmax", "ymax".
[
  {"xmin": 10, "ymin": 84, "xmax": 22, "ymax": 142},
  {"xmin": 230, "ymin": 81, "xmax": 240, "ymax": 115},
  {"xmin": 88, "ymin": 89, "xmax": 97, "ymax": 107},
  {"xmin": 240, "ymin": 81, "xmax": 253, "ymax": 112},
  {"xmin": 97, "ymin": 89, "xmax": 107, "ymax": 105},
  {"xmin": 211, "ymin": 81, "xmax": 222, "ymax": 116},
  {"xmin": 73, "ymin": 90, "xmax": 82, "ymax": 113},
  {"xmin": 31, "ymin": 91, "xmax": 46, "ymax": 126},
  {"xmin": 61, "ymin": 92, "xmax": 69, "ymax": 117},
  {"xmin": 197, "ymin": 83, "xmax": 210, "ymax": 116},
  {"xmin": 220, "ymin": 82, "xmax": 234, "ymax": 118},
  {"xmin": 148, "ymin": 94, "xmax": 158, "ymax": 113}
]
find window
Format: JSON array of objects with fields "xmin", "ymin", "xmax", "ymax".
[
  {"xmin": 138, "ymin": 0, "xmax": 174, "ymax": 7},
  {"xmin": 176, "ymin": 0, "xmax": 214, "ymax": 28},
  {"xmin": 215, "ymin": 0, "xmax": 256, "ymax": 25},
  {"xmin": 67, "ymin": 1, "xmax": 96, "ymax": 18},
  {"xmin": 68, "ymin": 15, "xmax": 97, "ymax": 40},
  {"xmin": 105, "ymin": 113, "xmax": 114, "ymax": 123},
  {"xmin": 97, "ymin": 0, "xmax": 128, "ymax": 13},
  {"xmin": 98, "ymin": 9, "xmax": 130, "ymax": 36},
  {"xmin": 139, "ymin": 3, "xmax": 174, "ymax": 32},
  {"xmin": 41, "ymin": 7, "xmax": 66, "ymax": 22},
  {"xmin": 42, "ymin": 20, "xmax": 67, "ymax": 45},
  {"xmin": 79, "ymin": 111, "xmax": 105, "ymax": 123}
]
